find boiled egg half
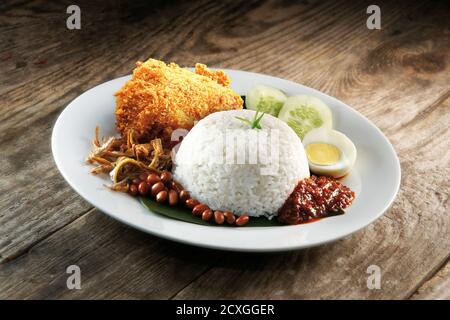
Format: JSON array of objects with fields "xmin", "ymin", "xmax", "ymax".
[{"xmin": 302, "ymin": 128, "xmax": 357, "ymax": 178}]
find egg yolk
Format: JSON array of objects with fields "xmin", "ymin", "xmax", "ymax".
[{"xmin": 305, "ymin": 143, "xmax": 341, "ymax": 165}]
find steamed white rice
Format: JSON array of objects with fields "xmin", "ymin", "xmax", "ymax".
[{"xmin": 173, "ymin": 110, "xmax": 310, "ymax": 218}]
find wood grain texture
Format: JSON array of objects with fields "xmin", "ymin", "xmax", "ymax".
[
  {"xmin": 0, "ymin": 211, "xmax": 223, "ymax": 299},
  {"xmin": 0, "ymin": 0, "xmax": 449, "ymax": 299},
  {"xmin": 411, "ymin": 260, "xmax": 450, "ymax": 300}
]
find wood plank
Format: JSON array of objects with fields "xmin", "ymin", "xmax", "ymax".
[
  {"xmin": 0, "ymin": 109, "xmax": 93, "ymax": 263},
  {"xmin": 411, "ymin": 261, "xmax": 450, "ymax": 300},
  {"xmin": 0, "ymin": 0, "xmax": 449, "ymax": 299},
  {"xmin": 0, "ymin": 210, "xmax": 222, "ymax": 299}
]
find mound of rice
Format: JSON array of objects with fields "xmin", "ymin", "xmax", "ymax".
[{"xmin": 173, "ymin": 110, "xmax": 310, "ymax": 218}]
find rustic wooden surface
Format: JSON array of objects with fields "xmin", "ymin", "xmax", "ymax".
[{"xmin": 0, "ymin": 0, "xmax": 449, "ymax": 299}]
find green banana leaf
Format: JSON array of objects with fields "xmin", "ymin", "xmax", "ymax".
[{"xmin": 140, "ymin": 197, "xmax": 282, "ymax": 227}]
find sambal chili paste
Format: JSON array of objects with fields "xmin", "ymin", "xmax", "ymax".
[{"xmin": 278, "ymin": 175, "xmax": 355, "ymax": 225}]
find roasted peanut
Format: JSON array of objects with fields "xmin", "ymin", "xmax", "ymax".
[
  {"xmin": 185, "ymin": 198, "xmax": 199, "ymax": 209},
  {"xmin": 138, "ymin": 181, "xmax": 148, "ymax": 195},
  {"xmin": 235, "ymin": 215, "xmax": 250, "ymax": 226},
  {"xmin": 129, "ymin": 184, "xmax": 138, "ymax": 196},
  {"xmin": 214, "ymin": 211, "xmax": 225, "ymax": 224},
  {"xmin": 202, "ymin": 209, "xmax": 213, "ymax": 221},
  {"xmin": 146, "ymin": 173, "xmax": 161, "ymax": 186},
  {"xmin": 224, "ymin": 211, "xmax": 236, "ymax": 224},
  {"xmin": 168, "ymin": 189, "xmax": 179, "ymax": 206},
  {"xmin": 179, "ymin": 190, "xmax": 190, "ymax": 203},
  {"xmin": 192, "ymin": 204, "xmax": 209, "ymax": 216},
  {"xmin": 170, "ymin": 181, "xmax": 184, "ymax": 193},
  {"xmin": 156, "ymin": 190, "xmax": 168, "ymax": 203},
  {"xmin": 160, "ymin": 171, "xmax": 173, "ymax": 184},
  {"xmin": 151, "ymin": 182, "xmax": 165, "ymax": 197}
]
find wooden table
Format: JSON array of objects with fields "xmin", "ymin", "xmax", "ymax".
[{"xmin": 0, "ymin": 0, "xmax": 449, "ymax": 299}]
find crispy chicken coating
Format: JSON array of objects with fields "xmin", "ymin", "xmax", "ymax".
[{"xmin": 115, "ymin": 59, "xmax": 243, "ymax": 142}]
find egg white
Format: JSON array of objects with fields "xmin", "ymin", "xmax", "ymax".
[{"xmin": 302, "ymin": 128, "xmax": 357, "ymax": 178}]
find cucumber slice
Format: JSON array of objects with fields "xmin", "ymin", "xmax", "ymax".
[
  {"xmin": 278, "ymin": 95, "xmax": 332, "ymax": 140},
  {"xmin": 245, "ymin": 85, "xmax": 287, "ymax": 117}
]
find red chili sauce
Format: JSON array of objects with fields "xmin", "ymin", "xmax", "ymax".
[{"xmin": 278, "ymin": 175, "xmax": 355, "ymax": 225}]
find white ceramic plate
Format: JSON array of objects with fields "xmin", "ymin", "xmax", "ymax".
[{"xmin": 52, "ymin": 70, "xmax": 401, "ymax": 252}]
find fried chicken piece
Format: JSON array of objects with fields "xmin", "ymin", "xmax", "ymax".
[{"xmin": 115, "ymin": 59, "xmax": 243, "ymax": 142}]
